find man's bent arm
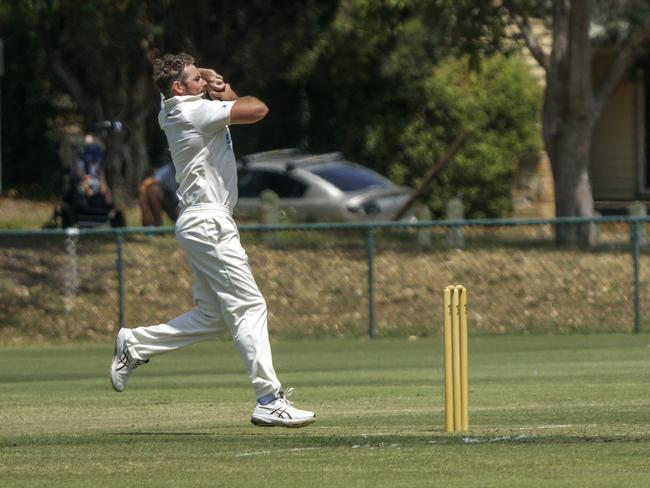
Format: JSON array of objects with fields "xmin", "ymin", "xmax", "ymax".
[
  {"xmin": 215, "ymin": 83, "xmax": 268, "ymax": 124},
  {"xmin": 230, "ymin": 97, "xmax": 268, "ymax": 124},
  {"xmin": 198, "ymin": 68, "xmax": 268, "ymax": 124}
]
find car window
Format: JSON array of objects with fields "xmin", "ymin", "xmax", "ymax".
[
  {"xmin": 238, "ymin": 169, "xmax": 308, "ymax": 198},
  {"xmin": 307, "ymin": 163, "xmax": 392, "ymax": 192},
  {"xmin": 238, "ymin": 170, "xmax": 261, "ymax": 198}
]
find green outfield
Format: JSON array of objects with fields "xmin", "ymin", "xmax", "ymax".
[{"xmin": 1, "ymin": 335, "xmax": 649, "ymax": 487}]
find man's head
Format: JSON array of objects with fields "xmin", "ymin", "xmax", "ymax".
[{"xmin": 153, "ymin": 53, "xmax": 206, "ymax": 98}]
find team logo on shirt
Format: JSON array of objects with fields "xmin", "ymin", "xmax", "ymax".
[{"xmin": 225, "ymin": 129, "xmax": 232, "ymax": 147}]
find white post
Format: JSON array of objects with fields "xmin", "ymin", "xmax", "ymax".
[
  {"xmin": 628, "ymin": 201, "xmax": 647, "ymax": 246},
  {"xmin": 259, "ymin": 190, "xmax": 279, "ymax": 245},
  {"xmin": 64, "ymin": 228, "xmax": 80, "ymax": 312},
  {"xmin": 445, "ymin": 197, "xmax": 465, "ymax": 249},
  {"xmin": 415, "ymin": 205, "xmax": 432, "ymax": 246}
]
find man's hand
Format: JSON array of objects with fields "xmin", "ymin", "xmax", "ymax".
[
  {"xmin": 199, "ymin": 68, "xmax": 226, "ymax": 100},
  {"xmin": 217, "ymin": 83, "xmax": 239, "ymax": 101}
]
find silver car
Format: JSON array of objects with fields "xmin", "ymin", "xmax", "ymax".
[{"xmin": 235, "ymin": 149, "xmax": 414, "ymax": 222}]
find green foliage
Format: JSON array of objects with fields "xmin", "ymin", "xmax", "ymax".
[
  {"xmin": 0, "ymin": 1, "xmax": 337, "ymax": 194},
  {"xmin": 0, "ymin": 2, "xmax": 62, "ymax": 194},
  {"xmin": 371, "ymin": 55, "xmax": 542, "ymax": 218},
  {"xmin": 1, "ymin": 0, "xmax": 541, "ymax": 215},
  {"xmin": 296, "ymin": 1, "xmax": 542, "ymax": 218}
]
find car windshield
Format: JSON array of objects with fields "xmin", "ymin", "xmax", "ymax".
[{"xmin": 308, "ymin": 163, "xmax": 392, "ymax": 192}]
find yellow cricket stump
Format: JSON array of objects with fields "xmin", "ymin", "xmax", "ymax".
[{"xmin": 443, "ymin": 285, "xmax": 469, "ymax": 432}]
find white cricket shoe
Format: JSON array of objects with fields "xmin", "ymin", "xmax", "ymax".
[
  {"xmin": 251, "ymin": 388, "xmax": 316, "ymax": 428},
  {"xmin": 110, "ymin": 328, "xmax": 148, "ymax": 392}
]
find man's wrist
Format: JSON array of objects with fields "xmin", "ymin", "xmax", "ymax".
[{"xmin": 217, "ymin": 84, "xmax": 238, "ymax": 101}]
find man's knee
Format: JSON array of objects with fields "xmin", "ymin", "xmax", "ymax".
[
  {"xmin": 138, "ymin": 177, "xmax": 156, "ymax": 197},
  {"xmin": 147, "ymin": 182, "xmax": 164, "ymax": 202},
  {"xmin": 245, "ymin": 296, "xmax": 268, "ymax": 318}
]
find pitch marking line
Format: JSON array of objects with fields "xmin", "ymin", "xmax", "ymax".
[
  {"xmin": 520, "ymin": 424, "xmax": 575, "ymax": 429},
  {"xmin": 236, "ymin": 447, "xmax": 321, "ymax": 457},
  {"xmin": 462, "ymin": 435, "xmax": 533, "ymax": 444}
]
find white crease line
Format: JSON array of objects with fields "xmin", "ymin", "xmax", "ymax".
[
  {"xmin": 237, "ymin": 442, "xmax": 408, "ymax": 456},
  {"xmin": 462, "ymin": 435, "xmax": 533, "ymax": 444},
  {"xmin": 236, "ymin": 447, "xmax": 321, "ymax": 457}
]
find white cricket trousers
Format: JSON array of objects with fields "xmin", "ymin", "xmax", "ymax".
[{"xmin": 123, "ymin": 203, "xmax": 281, "ymax": 399}]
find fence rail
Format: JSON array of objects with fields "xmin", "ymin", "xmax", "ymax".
[{"xmin": 2, "ymin": 215, "xmax": 649, "ymax": 340}]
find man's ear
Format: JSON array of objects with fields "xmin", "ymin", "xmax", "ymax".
[{"xmin": 171, "ymin": 80, "xmax": 185, "ymax": 96}]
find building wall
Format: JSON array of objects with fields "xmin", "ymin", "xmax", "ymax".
[
  {"xmin": 590, "ymin": 80, "xmax": 641, "ymax": 201},
  {"xmin": 511, "ymin": 20, "xmax": 555, "ymax": 218},
  {"xmin": 511, "ymin": 24, "xmax": 645, "ymax": 215}
]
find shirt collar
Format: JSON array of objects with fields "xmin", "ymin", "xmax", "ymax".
[{"xmin": 162, "ymin": 93, "xmax": 206, "ymax": 111}]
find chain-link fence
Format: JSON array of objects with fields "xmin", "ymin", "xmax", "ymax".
[{"xmin": 1, "ymin": 216, "xmax": 648, "ymax": 341}]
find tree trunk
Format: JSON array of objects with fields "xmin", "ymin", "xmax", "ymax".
[
  {"xmin": 543, "ymin": 0, "xmax": 596, "ymax": 248},
  {"xmin": 104, "ymin": 131, "xmax": 132, "ymax": 209},
  {"xmin": 127, "ymin": 115, "xmax": 150, "ymax": 194},
  {"xmin": 506, "ymin": 1, "xmax": 650, "ymax": 247},
  {"xmin": 101, "ymin": 116, "xmax": 150, "ymax": 214},
  {"xmin": 123, "ymin": 71, "xmax": 155, "ymax": 197},
  {"xmin": 548, "ymin": 121, "xmax": 597, "ymax": 248}
]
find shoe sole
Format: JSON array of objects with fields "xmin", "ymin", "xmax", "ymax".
[
  {"xmin": 110, "ymin": 329, "xmax": 128, "ymax": 392},
  {"xmin": 251, "ymin": 415, "xmax": 316, "ymax": 428}
]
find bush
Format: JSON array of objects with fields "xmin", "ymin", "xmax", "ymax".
[{"xmin": 367, "ymin": 55, "xmax": 542, "ymax": 218}]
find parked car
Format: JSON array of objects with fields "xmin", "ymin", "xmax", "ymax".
[{"xmin": 235, "ymin": 149, "xmax": 414, "ymax": 222}]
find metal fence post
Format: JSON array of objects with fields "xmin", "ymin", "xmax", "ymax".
[
  {"xmin": 116, "ymin": 230, "xmax": 126, "ymax": 329},
  {"xmin": 631, "ymin": 220, "xmax": 642, "ymax": 334},
  {"xmin": 63, "ymin": 227, "xmax": 80, "ymax": 313},
  {"xmin": 367, "ymin": 227, "xmax": 377, "ymax": 338}
]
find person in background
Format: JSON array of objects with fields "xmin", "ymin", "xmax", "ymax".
[
  {"xmin": 138, "ymin": 161, "xmax": 180, "ymax": 226},
  {"xmin": 59, "ymin": 143, "xmax": 113, "ymax": 228}
]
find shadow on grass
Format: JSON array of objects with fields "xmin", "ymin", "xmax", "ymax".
[
  {"xmin": 3, "ymin": 431, "xmax": 650, "ymax": 452},
  {"xmin": 8, "ymin": 428, "xmax": 636, "ymax": 454},
  {"xmin": 92, "ymin": 431, "xmax": 650, "ymax": 446}
]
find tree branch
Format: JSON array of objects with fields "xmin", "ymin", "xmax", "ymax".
[
  {"xmin": 567, "ymin": 0, "xmax": 592, "ymax": 115},
  {"xmin": 502, "ymin": 0, "xmax": 550, "ymax": 71},
  {"xmin": 594, "ymin": 18, "xmax": 650, "ymax": 116},
  {"xmin": 50, "ymin": 51, "xmax": 102, "ymax": 121}
]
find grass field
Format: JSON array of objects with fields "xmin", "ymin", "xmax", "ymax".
[{"xmin": 1, "ymin": 335, "xmax": 650, "ymax": 487}]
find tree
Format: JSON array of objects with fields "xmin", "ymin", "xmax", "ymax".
[
  {"xmin": 0, "ymin": 1, "xmax": 165, "ymax": 205},
  {"xmin": 291, "ymin": 0, "xmax": 541, "ymax": 218},
  {"xmin": 0, "ymin": 0, "xmax": 337, "ymax": 205},
  {"xmin": 372, "ymin": 55, "xmax": 541, "ymax": 218},
  {"xmin": 501, "ymin": 0, "xmax": 650, "ymax": 247},
  {"xmin": 31, "ymin": 1, "xmax": 163, "ymax": 206},
  {"xmin": 0, "ymin": 2, "xmax": 61, "ymax": 196},
  {"xmin": 153, "ymin": 0, "xmax": 338, "ymax": 156}
]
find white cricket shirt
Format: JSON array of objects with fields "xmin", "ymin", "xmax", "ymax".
[{"xmin": 158, "ymin": 94, "xmax": 237, "ymax": 211}]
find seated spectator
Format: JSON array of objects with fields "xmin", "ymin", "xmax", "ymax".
[
  {"xmin": 58, "ymin": 143, "xmax": 113, "ymax": 227},
  {"xmin": 75, "ymin": 143, "xmax": 112, "ymax": 207},
  {"xmin": 43, "ymin": 142, "xmax": 125, "ymax": 229},
  {"xmin": 138, "ymin": 161, "xmax": 180, "ymax": 226}
]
